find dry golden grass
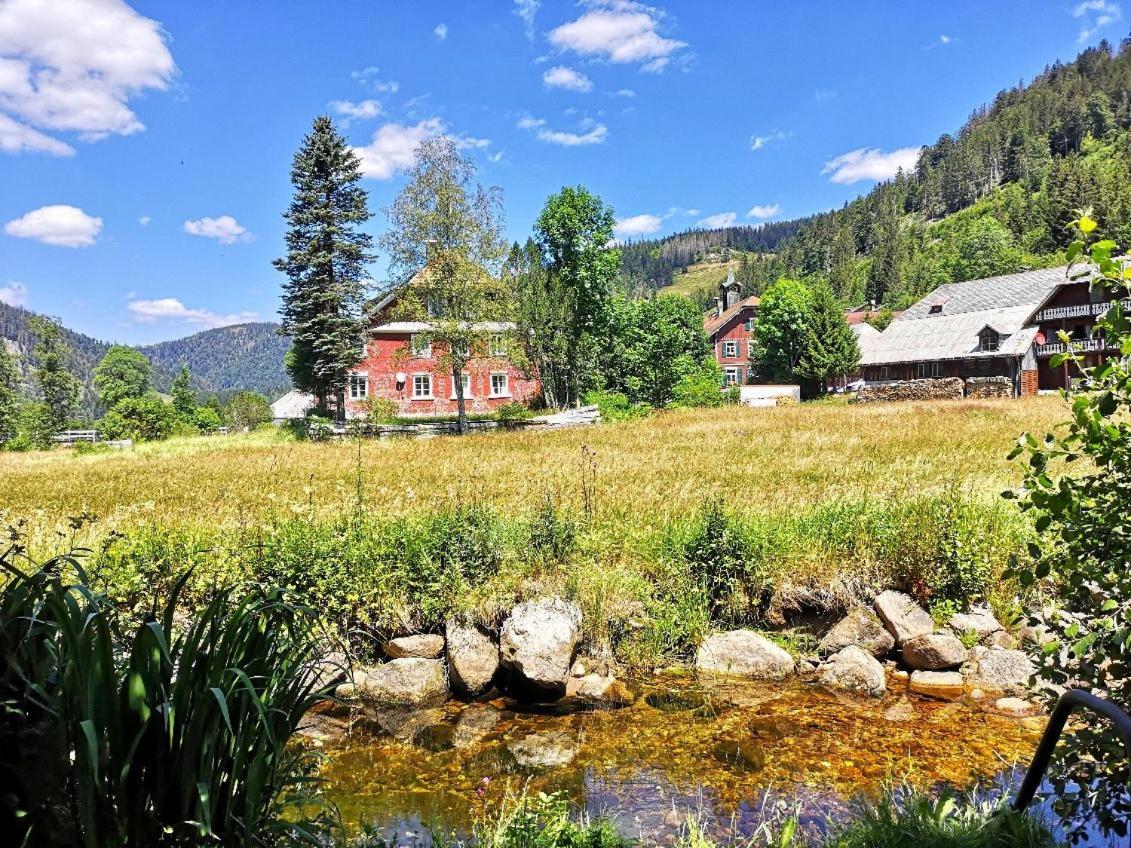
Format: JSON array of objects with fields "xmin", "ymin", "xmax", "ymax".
[{"xmin": 0, "ymin": 396, "xmax": 1066, "ymax": 536}]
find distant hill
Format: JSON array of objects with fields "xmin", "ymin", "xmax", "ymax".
[
  {"xmin": 618, "ymin": 220, "xmax": 810, "ymax": 293},
  {"xmin": 0, "ymin": 301, "xmax": 290, "ymax": 413},
  {"xmin": 140, "ymin": 323, "xmax": 291, "ymax": 400}
]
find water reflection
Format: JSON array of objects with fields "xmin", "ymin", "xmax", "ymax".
[{"xmin": 319, "ymin": 677, "xmax": 1044, "ymax": 844}]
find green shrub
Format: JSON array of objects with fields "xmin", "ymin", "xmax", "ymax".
[
  {"xmin": 474, "ymin": 791, "xmax": 630, "ymax": 848},
  {"xmin": 99, "ymin": 393, "xmax": 176, "ymax": 442},
  {"xmin": 6, "ymin": 401, "xmax": 55, "ymax": 451},
  {"xmin": 526, "ymin": 497, "xmax": 577, "ymax": 564},
  {"xmin": 670, "ymin": 361, "xmax": 726, "ymax": 409},
  {"xmin": 361, "ymin": 396, "xmax": 398, "ymax": 424},
  {"xmin": 583, "ymin": 390, "xmax": 651, "ymax": 422},
  {"xmin": 225, "ymin": 391, "xmax": 272, "ymax": 429},
  {"xmin": 0, "ymin": 555, "xmax": 340, "ymax": 847},
  {"xmin": 193, "ymin": 405, "xmax": 223, "ymax": 433},
  {"xmin": 679, "ymin": 499, "xmax": 767, "ymax": 624},
  {"xmin": 496, "ymin": 401, "xmax": 533, "ymax": 424}
]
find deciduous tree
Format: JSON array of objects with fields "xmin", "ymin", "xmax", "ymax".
[
  {"xmin": 93, "ymin": 344, "xmax": 151, "ymax": 409},
  {"xmin": 748, "ymin": 278, "xmax": 812, "ymax": 384},
  {"xmin": 380, "ymin": 137, "xmax": 509, "ymax": 434},
  {"xmin": 28, "ymin": 316, "xmax": 78, "ymax": 435}
]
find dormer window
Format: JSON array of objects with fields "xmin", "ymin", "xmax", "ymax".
[
  {"xmin": 978, "ymin": 328, "xmax": 1000, "ymax": 352},
  {"xmin": 929, "ymin": 303, "xmax": 943, "ymax": 314}
]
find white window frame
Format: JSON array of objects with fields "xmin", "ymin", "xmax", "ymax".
[
  {"xmin": 979, "ymin": 331, "xmax": 999, "ymax": 353},
  {"xmin": 348, "ymin": 373, "xmax": 369, "ymax": 399},
  {"xmin": 412, "ymin": 373, "xmax": 433, "ymax": 399},
  {"xmin": 410, "ymin": 334, "xmax": 432, "ymax": 358},
  {"xmin": 723, "ymin": 366, "xmax": 741, "ymax": 387},
  {"xmin": 489, "ymin": 372, "xmax": 510, "ymax": 398},
  {"xmin": 489, "ymin": 333, "xmax": 508, "ymax": 357},
  {"xmin": 722, "ymin": 339, "xmax": 739, "ymax": 358},
  {"xmin": 449, "ymin": 372, "xmax": 473, "ymax": 399}
]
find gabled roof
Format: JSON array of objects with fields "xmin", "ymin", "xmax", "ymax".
[
  {"xmin": 704, "ymin": 295, "xmax": 760, "ymax": 337},
  {"xmin": 861, "ymin": 267, "xmax": 1066, "ymax": 366},
  {"xmin": 851, "ymin": 322, "xmax": 881, "ymax": 358},
  {"xmin": 270, "ymin": 389, "xmax": 315, "ymax": 419}
]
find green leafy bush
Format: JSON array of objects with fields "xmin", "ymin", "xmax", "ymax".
[
  {"xmin": 670, "ymin": 360, "xmax": 726, "ymax": 409},
  {"xmin": 496, "ymin": 401, "xmax": 533, "ymax": 424},
  {"xmin": 0, "ymin": 555, "xmax": 340, "ymax": 847},
  {"xmin": 583, "ymin": 390, "xmax": 651, "ymax": 422},
  {"xmin": 225, "ymin": 391, "xmax": 272, "ymax": 429},
  {"xmin": 6, "ymin": 401, "xmax": 55, "ymax": 451},
  {"xmin": 99, "ymin": 393, "xmax": 176, "ymax": 442},
  {"xmin": 193, "ymin": 405, "xmax": 223, "ymax": 433},
  {"xmin": 526, "ymin": 497, "xmax": 577, "ymax": 564},
  {"xmin": 680, "ymin": 499, "xmax": 767, "ymax": 624}
]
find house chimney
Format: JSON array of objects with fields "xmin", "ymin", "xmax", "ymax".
[{"xmin": 714, "ymin": 296, "xmax": 724, "ymax": 317}]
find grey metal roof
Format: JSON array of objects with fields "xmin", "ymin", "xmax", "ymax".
[
  {"xmin": 851, "ymin": 322, "xmax": 881, "ymax": 358},
  {"xmin": 861, "ymin": 267, "xmax": 1066, "ymax": 366}
]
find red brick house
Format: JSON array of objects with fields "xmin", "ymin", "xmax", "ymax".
[
  {"xmin": 345, "ymin": 274, "xmax": 540, "ymax": 418},
  {"xmin": 704, "ymin": 269, "xmax": 760, "ymax": 386}
]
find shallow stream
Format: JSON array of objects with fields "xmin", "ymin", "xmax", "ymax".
[{"xmin": 316, "ymin": 675, "xmax": 1042, "ymax": 844}]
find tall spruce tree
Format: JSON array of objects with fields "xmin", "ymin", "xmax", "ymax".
[
  {"xmin": 796, "ymin": 282, "xmax": 861, "ymax": 389},
  {"xmin": 274, "ymin": 116, "xmax": 373, "ymax": 416},
  {"xmin": 28, "ymin": 316, "xmax": 78, "ymax": 434}
]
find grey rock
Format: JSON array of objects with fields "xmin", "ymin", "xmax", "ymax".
[
  {"xmin": 373, "ymin": 707, "xmax": 445, "ymax": 741},
  {"xmin": 446, "ymin": 621, "xmax": 500, "ymax": 697},
  {"xmin": 818, "ymin": 645, "xmax": 886, "ymax": 697},
  {"xmin": 499, "ymin": 598, "xmax": 582, "ymax": 694},
  {"xmin": 507, "ymin": 730, "xmax": 578, "ymax": 768},
  {"xmin": 819, "ymin": 607, "xmax": 896, "ymax": 659},
  {"xmin": 564, "ymin": 674, "xmax": 635, "ymax": 705},
  {"xmin": 909, "ymin": 670, "xmax": 965, "ymax": 700},
  {"xmin": 695, "ymin": 630, "xmax": 796, "ymax": 680},
  {"xmin": 385, "ymin": 634, "xmax": 445, "ymax": 659},
  {"xmin": 452, "ymin": 704, "xmax": 501, "ymax": 748},
  {"xmin": 965, "ymin": 648, "xmax": 1035, "ymax": 696},
  {"xmin": 994, "ymin": 696, "xmax": 1037, "ymax": 717},
  {"xmin": 902, "ymin": 633, "xmax": 968, "ymax": 670},
  {"xmin": 883, "ymin": 697, "xmax": 917, "ymax": 722},
  {"xmin": 948, "ymin": 604, "xmax": 1003, "ymax": 641},
  {"xmin": 873, "ymin": 591, "xmax": 934, "ymax": 646},
  {"xmin": 355, "ymin": 658, "xmax": 448, "ymax": 708}
]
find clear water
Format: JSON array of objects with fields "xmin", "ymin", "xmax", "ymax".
[{"xmin": 316, "ymin": 675, "xmax": 1045, "ymax": 844}]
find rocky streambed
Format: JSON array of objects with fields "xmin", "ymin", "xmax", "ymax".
[{"xmin": 304, "ymin": 593, "xmax": 1048, "ymax": 844}]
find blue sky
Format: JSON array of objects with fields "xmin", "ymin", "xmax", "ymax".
[{"xmin": 0, "ymin": 0, "xmax": 1124, "ymax": 344}]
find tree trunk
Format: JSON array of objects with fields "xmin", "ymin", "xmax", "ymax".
[{"xmin": 453, "ymin": 361, "xmax": 466, "ymax": 435}]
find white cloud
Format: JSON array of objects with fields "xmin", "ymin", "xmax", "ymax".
[
  {"xmin": 822, "ymin": 146, "xmax": 922, "ymax": 184},
  {"xmin": 543, "ymin": 65, "xmax": 593, "ymax": 92},
  {"xmin": 350, "ymin": 67, "xmax": 399, "ymax": 94},
  {"xmin": 488, "ymin": 149, "xmax": 504, "ymax": 163},
  {"xmin": 434, "ymin": 22, "xmax": 448, "ymax": 40},
  {"xmin": 751, "ymin": 130, "xmax": 788, "ymax": 151},
  {"xmin": 696, "ymin": 211, "xmax": 737, "ymax": 229},
  {"xmin": 0, "ymin": 0, "xmax": 175, "ymax": 155},
  {"xmin": 127, "ymin": 297, "xmax": 258, "ymax": 329},
  {"xmin": 182, "ymin": 215, "xmax": 251, "ymax": 245},
  {"xmin": 0, "ymin": 281, "xmax": 28, "ymax": 306},
  {"xmin": 536, "ymin": 122, "xmax": 607, "ymax": 146},
  {"xmin": 516, "ymin": 115, "xmax": 545, "ymax": 130},
  {"xmin": 4, "ymin": 204, "xmax": 102, "ymax": 247},
  {"xmin": 924, "ymin": 34, "xmax": 955, "ymax": 50},
  {"xmin": 614, "ymin": 88, "xmax": 636, "ymax": 97},
  {"xmin": 0, "ymin": 112, "xmax": 74, "ymax": 155},
  {"xmin": 514, "ymin": 0, "xmax": 540, "ymax": 40},
  {"xmin": 329, "ymin": 99, "xmax": 382, "ymax": 123},
  {"xmin": 454, "ymin": 133, "xmax": 491, "ymax": 150},
  {"xmin": 746, "ymin": 204, "xmax": 781, "ymax": 219},
  {"xmin": 137, "ymin": 215, "xmax": 150, "ymax": 226},
  {"xmin": 548, "ymin": 2, "xmax": 687, "ymax": 70},
  {"xmin": 352, "ymin": 117, "xmax": 445, "ymax": 179},
  {"xmin": 614, "ymin": 213, "xmax": 662, "ymax": 237},
  {"xmin": 1074, "ymin": 0, "xmax": 1121, "ymax": 41}
]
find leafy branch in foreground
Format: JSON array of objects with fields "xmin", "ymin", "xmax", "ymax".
[
  {"xmin": 1006, "ymin": 212, "xmax": 1131, "ymax": 841},
  {"xmin": 0, "ymin": 550, "xmax": 343, "ymax": 847}
]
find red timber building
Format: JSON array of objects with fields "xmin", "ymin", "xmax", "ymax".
[
  {"xmin": 704, "ymin": 269, "xmax": 760, "ymax": 386},
  {"xmin": 344, "ymin": 273, "xmax": 540, "ymax": 418}
]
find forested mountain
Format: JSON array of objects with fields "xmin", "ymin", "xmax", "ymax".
[
  {"xmin": 0, "ymin": 301, "xmax": 289, "ymax": 413},
  {"xmin": 773, "ymin": 38, "xmax": 1131, "ymax": 308},
  {"xmin": 617, "ymin": 220, "xmax": 809, "ymax": 292},
  {"xmin": 140, "ymin": 323, "xmax": 291, "ymax": 399}
]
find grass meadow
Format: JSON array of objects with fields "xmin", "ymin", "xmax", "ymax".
[{"xmin": 0, "ymin": 396, "xmax": 1068, "ymax": 665}]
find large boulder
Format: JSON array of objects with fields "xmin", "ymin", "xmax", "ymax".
[
  {"xmin": 355, "ymin": 658, "xmax": 448, "ymax": 708},
  {"xmin": 908, "ymin": 670, "xmax": 965, "ymax": 700},
  {"xmin": 902, "ymin": 633, "xmax": 968, "ymax": 670},
  {"xmin": 446, "ymin": 621, "xmax": 500, "ymax": 697},
  {"xmin": 385, "ymin": 634, "xmax": 445, "ymax": 659},
  {"xmin": 818, "ymin": 645, "xmax": 886, "ymax": 697},
  {"xmin": 499, "ymin": 598, "xmax": 582, "ymax": 695},
  {"xmin": 873, "ymin": 591, "xmax": 933, "ymax": 646},
  {"xmin": 965, "ymin": 647, "xmax": 1035, "ymax": 696},
  {"xmin": 819, "ymin": 607, "xmax": 896, "ymax": 658},
  {"xmin": 948, "ymin": 605, "xmax": 1003, "ymax": 643},
  {"xmin": 695, "ymin": 630, "xmax": 795, "ymax": 681}
]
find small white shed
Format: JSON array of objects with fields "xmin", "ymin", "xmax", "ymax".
[{"xmin": 738, "ymin": 384, "xmax": 801, "ymax": 408}]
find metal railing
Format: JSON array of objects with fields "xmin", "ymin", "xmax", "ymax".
[{"xmin": 1012, "ymin": 689, "xmax": 1131, "ymax": 813}]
